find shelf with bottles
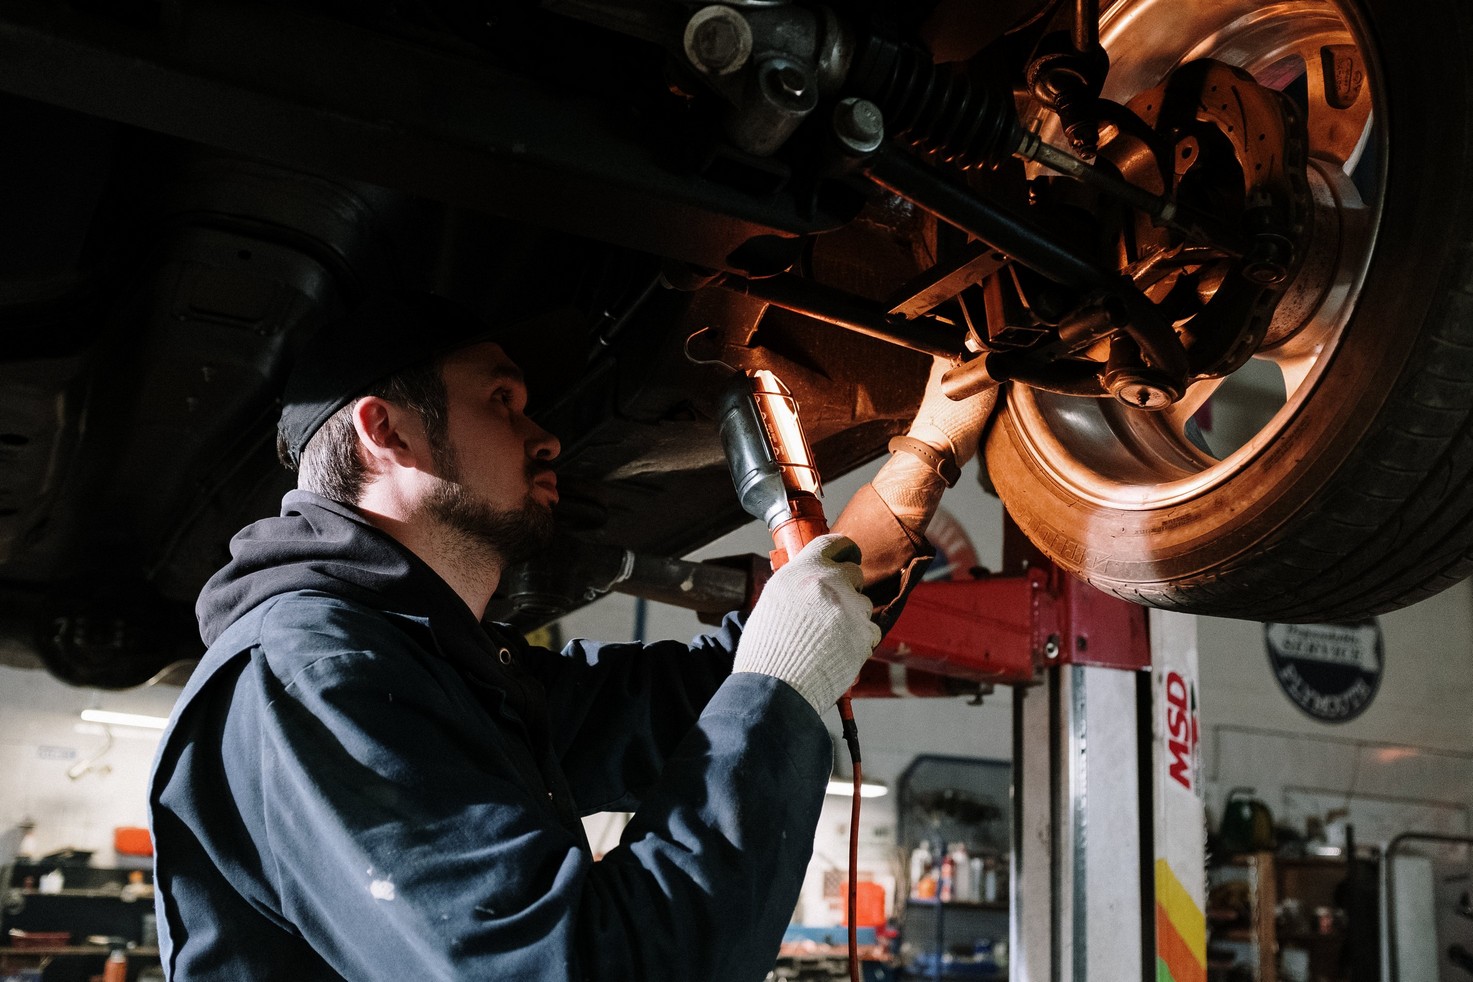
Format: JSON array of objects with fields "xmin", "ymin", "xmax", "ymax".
[
  {"xmin": 895, "ymin": 757, "xmax": 1010, "ymax": 982},
  {"xmin": 1206, "ymin": 851, "xmax": 1277, "ymax": 982},
  {"xmin": 905, "ymin": 840, "xmax": 1008, "ymax": 911},
  {"xmin": 1207, "ymin": 849, "xmax": 1373, "ymax": 982},
  {"xmin": 899, "ymin": 929, "xmax": 1008, "ymax": 980}
]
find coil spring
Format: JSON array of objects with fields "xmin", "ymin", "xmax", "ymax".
[{"xmin": 848, "ymin": 36, "xmax": 1019, "ymax": 170}]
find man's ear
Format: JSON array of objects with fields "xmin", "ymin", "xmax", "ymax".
[{"xmin": 350, "ymin": 396, "xmax": 426, "ymax": 471}]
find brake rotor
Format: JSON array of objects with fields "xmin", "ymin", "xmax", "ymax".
[{"xmin": 1096, "ymin": 58, "xmax": 1311, "ymax": 381}]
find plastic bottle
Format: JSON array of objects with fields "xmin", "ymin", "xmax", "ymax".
[
  {"xmin": 939, "ymin": 853, "xmax": 955, "ymax": 903},
  {"xmin": 38, "ymin": 869, "xmax": 64, "ymax": 894},
  {"xmin": 949, "ymin": 843, "xmax": 971, "ymax": 903},
  {"xmin": 141, "ymin": 913, "xmax": 158, "ymax": 948},
  {"xmin": 969, "ymin": 857, "xmax": 985, "ymax": 903},
  {"xmin": 908, "ymin": 841, "xmax": 932, "ymax": 898}
]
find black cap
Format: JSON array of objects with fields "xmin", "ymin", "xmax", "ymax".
[{"xmin": 278, "ymin": 290, "xmax": 496, "ymax": 467}]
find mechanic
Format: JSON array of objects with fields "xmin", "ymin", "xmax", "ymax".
[{"xmin": 148, "ymin": 290, "xmax": 993, "ymax": 981}]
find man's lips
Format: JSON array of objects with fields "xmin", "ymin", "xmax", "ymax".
[{"xmin": 531, "ymin": 468, "xmax": 559, "ymax": 500}]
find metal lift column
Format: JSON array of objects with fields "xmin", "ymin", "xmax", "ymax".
[
  {"xmin": 868, "ymin": 524, "xmax": 1209, "ymax": 982},
  {"xmin": 1011, "ymin": 606, "xmax": 1206, "ymax": 982}
]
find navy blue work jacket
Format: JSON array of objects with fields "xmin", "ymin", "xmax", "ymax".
[{"xmin": 149, "ymin": 492, "xmax": 831, "ymax": 981}]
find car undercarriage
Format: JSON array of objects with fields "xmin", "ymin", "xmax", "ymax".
[{"xmin": 5, "ymin": 0, "xmax": 1473, "ymax": 687}]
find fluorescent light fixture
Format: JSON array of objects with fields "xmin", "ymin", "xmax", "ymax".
[
  {"xmin": 826, "ymin": 779, "xmax": 888, "ymax": 798},
  {"xmin": 80, "ymin": 709, "xmax": 169, "ymax": 730}
]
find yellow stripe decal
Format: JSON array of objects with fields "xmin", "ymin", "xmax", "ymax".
[{"xmin": 1155, "ymin": 858, "xmax": 1206, "ymax": 968}]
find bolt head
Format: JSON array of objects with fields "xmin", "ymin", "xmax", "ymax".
[
  {"xmin": 683, "ymin": 6, "xmax": 751, "ymax": 76},
  {"xmin": 832, "ymin": 97, "xmax": 884, "ymax": 154},
  {"xmin": 1242, "ymin": 240, "xmax": 1291, "ymax": 286},
  {"xmin": 693, "ymin": 20, "xmax": 738, "ymax": 66},
  {"xmin": 1117, "ymin": 383, "xmax": 1172, "ymax": 410},
  {"xmin": 1106, "ymin": 369, "xmax": 1181, "ymax": 411}
]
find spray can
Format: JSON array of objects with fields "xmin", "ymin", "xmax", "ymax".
[
  {"xmin": 939, "ymin": 852, "xmax": 955, "ymax": 903},
  {"xmin": 103, "ymin": 947, "xmax": 127, "ymax": 982}
]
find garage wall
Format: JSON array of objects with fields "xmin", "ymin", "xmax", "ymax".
[
  {"xmin": 1197, "ymin": 581, "xmax": 1473, "ymax": 845},
  {"xmin": 0, "ymin": 665, "xmax": 176, "ymax": 865}
]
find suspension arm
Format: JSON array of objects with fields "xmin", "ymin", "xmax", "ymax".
[
  {"xmin": 862, "ymin": 144, "xmax": 1190, "ymax": 400},
  {"xmin": 713, "ymin": 271, "xmax": 962, "ymax": 359},
  {"xmin": 862, "ymin": 143, "xmax": 1109, "ymax": 292}
]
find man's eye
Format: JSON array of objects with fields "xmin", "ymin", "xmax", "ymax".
[{"xmin": 493, "ymin": 389, "xmax": 514, "ymax": 407}]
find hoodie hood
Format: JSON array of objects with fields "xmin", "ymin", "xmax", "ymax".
[{"xmin": 197, "ymin": 490, "xmax": 480, "ymax": 648}]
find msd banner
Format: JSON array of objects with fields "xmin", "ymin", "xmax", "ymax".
[{"xmin": 1152, "ymin": 612, "xmax": 1206, "ymax": 982}]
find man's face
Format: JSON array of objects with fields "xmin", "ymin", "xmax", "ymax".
[{"xmin": 423, "ymin": 342, "xmax": 560, "ymax": 565}]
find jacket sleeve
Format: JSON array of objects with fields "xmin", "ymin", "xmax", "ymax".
[
  {"xmin": 525, "ymin": 612, "xmax": 744, "ymax": 814},
  {"xmin": 248, "ymin": 600, "xmax": 827, "ymax": 982},
  {"xmin": 527, "ymin": 490, "xmax": 937, "ymax": 815}
]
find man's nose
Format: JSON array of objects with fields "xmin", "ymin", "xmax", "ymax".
[{"xmin": 526, "ymin": 419, "xmax": 560, "ymax": 461}]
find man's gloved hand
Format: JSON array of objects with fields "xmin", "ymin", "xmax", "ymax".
[
  {"xmin": 907, "ymin": 356, "xmax": 998, "ymax": 469},
  {"xmin": 733, "ymin": 534, "xmax": 882, "ymax": 713},
  {"xmin": 873, "ymin": 357, "xmax": 1000, "ymax": 540}
]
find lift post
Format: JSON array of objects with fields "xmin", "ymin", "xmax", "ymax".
[
  {"xmin": 1009, "ymin": 608, "xmax": 1206, "ymax": 982},
  {"xmin": 870, "ymin": 526, "xmax": 1207, "ymax": 982}
]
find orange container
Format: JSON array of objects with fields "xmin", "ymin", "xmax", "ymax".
[
  {"xmin": 839, "ymin": 880, "xmax": 887, "ymax": 928},
  {"xmin": 114, "ymin": 826, "xmax": 153, "ymax": 857}
]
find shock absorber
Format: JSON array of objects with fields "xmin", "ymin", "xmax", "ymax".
[
  {"xmin": 845, "ymin": 34, "xmax": 1020, "ymax": 170},
  {"xmin": 843, "ymin": 30, "xmax": 1234, "ymax": 251}
]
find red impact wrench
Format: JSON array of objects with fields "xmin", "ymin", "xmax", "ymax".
[{"xmin": 718, "ymin": 369, "xmax": 865, "ymax": 982}]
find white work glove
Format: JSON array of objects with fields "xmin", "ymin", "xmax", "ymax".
[
  {"xmin": 908, "ymin": 356, "xmax": 997, "ymax": 469},
  {"xmin": 734, "ymin": 534, "xmax": 882, "ymax": 713},
  {"xmin": 873, "ymin": 357, "xmax": 1000, "ymax": 537}
]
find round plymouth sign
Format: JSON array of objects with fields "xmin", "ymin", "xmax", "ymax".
[{"xmin": 1264, "ymin": 619, "xmax": 1383, "ymax": 723}]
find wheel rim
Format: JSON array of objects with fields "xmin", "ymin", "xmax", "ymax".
[{"xmin": 1007, "ymin": 0, "xmax": 1384, "ymax": 511}]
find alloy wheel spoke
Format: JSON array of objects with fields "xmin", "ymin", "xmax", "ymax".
[
  {"xmin": 1295, "ymin": 37, "xmax": 1374, "ymax": 171},
  {"xmin": 1163, "ymin": 375, "xmax": 1227, "ymax": 435}
]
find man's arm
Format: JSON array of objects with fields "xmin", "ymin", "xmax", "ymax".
[
  {"xmin": 835, "ymin": 355, "xmax": 999, "ymax": 584},
  {"xmin": 538, "ymin": 360, "xmax": 997, "ymax": 810},
  {"xmin": 530, "ymin": 612, "xmax": 743, "ymax": 814}
]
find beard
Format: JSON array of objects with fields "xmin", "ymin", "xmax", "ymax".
[{"xmin": 425, "ymin": 450, "xmax": 556, "ymax": 567}]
